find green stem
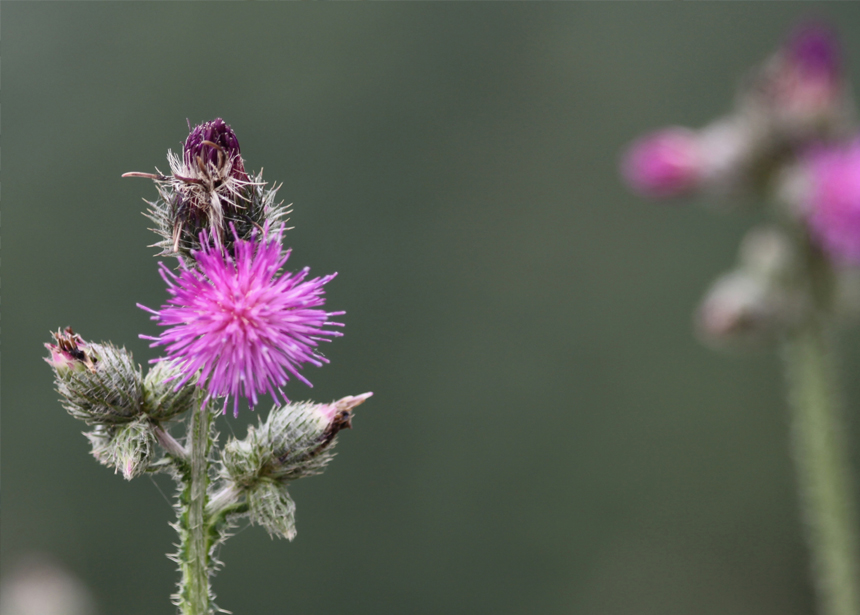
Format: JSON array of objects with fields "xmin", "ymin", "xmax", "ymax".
[
  {"xmin": 180, "ymin": 400, "xmax": 213, "ymax": 615},
  {"xmin": 783, "ymin": 250, "xmax": 860, "ymax": 615}
]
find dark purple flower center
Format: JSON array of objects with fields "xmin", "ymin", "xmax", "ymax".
[
  {"xmin": 184, "ymin": 118, "xmax": 248, "ymax": 180},
  {"xmin": 789, "ymin": 23, "xmax": 840, "ymax": 79}
]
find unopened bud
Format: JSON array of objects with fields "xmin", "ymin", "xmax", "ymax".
[
  {"xmin": 245, "ymin": 482, "xmax": 297, "ymax": 541},
  {"xmin": 47, "ymin": 332, "xmax": 144, "ymax": 425},
  {"xmin": 742, "ymin": 22, "xmax": 851, "ymax": 144},
  {"xmin": 44, "ymin": 328, "xmax": 96, "ymax": 375},
  {"xmin": 183, "ymin": 118, "xmax": 249, "ymax": 183},
  {"xmin": 142, "ymin": 360, "xmax": 196, "ymax": 421},
  {"xmin": 696, "ymin": 271, "xmax": 799, "ymax": 348},
  {"xmin": 221, "ymin": 393, "xmax": 372, "ymax": 487},
  {"xmin": 85, "ymin": 418, "xmax": 155, "ymax": 480}
]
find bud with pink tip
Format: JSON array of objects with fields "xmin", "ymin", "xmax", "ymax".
[
  {"xmin": 621, "ymin": 128, "xmax": 703, "ymax": 199},
  {"xmin": 44, "ymin": 327, "xmax": 96, "ymax": 375}
]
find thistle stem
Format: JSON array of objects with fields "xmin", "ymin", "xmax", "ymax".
[
  {"xmin": 153, "ymin": 424, "xmax": 188, "ymax": 460},
  {"xmin": 783, "ymin": 249, "xmax": 860, "ymax": 615},
  {"xmin": 179, "ymin": 400, "xmax": 213, "ymax": 615}
]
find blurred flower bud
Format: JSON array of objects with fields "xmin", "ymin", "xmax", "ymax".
[
  {"xmin": 47, "ymin": 333, "xmax": 145, "ymax": 425},
  {"xmin": 124, "ymin": 119, "xmax": 291, "ymax": 263},
  {"xmin": 44, "ymin": 328, "xmax": 97, "ymax": 375},
  {"xmin": 0, "ymin": 554, "xmax": 96, "ymax": 615},
  {"xmin": 696, "ymin": 116, "xmax": 764, "ymax": 194},
  {"xmin": 142, "ymin": 360, "xmax": 196, "ymax": 421},
  {"xmin": 802, "ymin": 139, "xmax": 860, "ymax": 264},
  {"xmin": 621, "ymin": 128, "xmax": 703, "ymax": 198},
  {"xmin": 738, "ymin": 226, "xmax": 797, "ymax": 281},
  {"xmin": 743, "ymin": 23, "xmax": 853, "ymax": 145},
  {"xmin": 218, "ymin": 393, "xmax": 371, "ymax": 539},
  {"xmin": 696, "ymin": 270, "xmax": 801, "ymax": 348}
]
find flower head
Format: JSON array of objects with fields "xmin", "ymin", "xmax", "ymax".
[
  {"xmin": 140, "ymin": 228, "xmax": 344, "ymax": 416},
  {"xmin": 621, "ymin": 128, "xmax": 703, "ymax": 199},
  {"xmin": 803, "ymin": 140, "xmax": 860, "ymax": 264}
]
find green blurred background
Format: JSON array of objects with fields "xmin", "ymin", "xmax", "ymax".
[{"xmin": 6, "ymin": 3, "xmax": 860, "ymax": 615}]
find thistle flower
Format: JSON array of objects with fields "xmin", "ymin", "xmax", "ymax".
[
  {"xmin": 621, "ymin": 128, "xmax": 703, "ymax": 198},
  {"xmin": 140, "ymin": 228, "xmax": 344, "ymax": 416},
  {"xmin": 803, "ymin": 139, "xmax": 860, "ymax": 264}
]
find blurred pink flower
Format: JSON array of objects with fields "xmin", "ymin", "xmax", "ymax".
[
  {"xmin": 805, "ymin": 140, "xmax": 860, "ymax": 264},
  {"xmin": 621, "ymin": 128, "xmax": 702, "ymax": 198}
]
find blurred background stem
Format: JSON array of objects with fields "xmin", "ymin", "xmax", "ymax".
[{"xmin": 784, "ymin": 246, "xmax": 860, "ymax": 615}]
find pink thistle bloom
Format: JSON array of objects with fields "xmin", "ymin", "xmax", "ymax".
[
  {"xmin": 804, "ymin": 140, "xmax": 860, "ymax": 264},
  {"xmin": 139, "ymin": 228, "xmax": 344, "ymax": 416},
  {"xmin": 621, "ymin": 128, "xmax": 703, "ymax": 199}
]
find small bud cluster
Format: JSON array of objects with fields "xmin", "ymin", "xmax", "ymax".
[
  {"xmin": 45, "ymin": 328, "xmax": 192, "ymax": 479},
  {"xmin": 622, "ymin": 23, "xmax": 860, "ymax": 347},
  {"xmin": 216, "ymin": 393, "xmax": 371, "ymax": 539}
]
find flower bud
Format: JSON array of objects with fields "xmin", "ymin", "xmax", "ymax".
[
  {"xmin": 183, "ymin": 118, "xmax": 249, "ymax": 183},
  {"xmin": 221, "ymin": 393, "xmax": 372, "ymax": 487},
  {"xmin": 124, "ymin": 119, "xmax": 291, "ymax": 263},
  {"xmin": 84, "ymin": 417, "xmax": 155, "ymax": 480},
  {"xmin": 142, "ymin": 360, "xmax": 196, "ymax": 421},
  {"xmin": 742, "ymin": 23, "xmax": 851, "ymax": 144},
  {"xmin": 47, "ymin": 332, "xmax": 145, "ymax": 425},
  {"xmin": 774, "ymin": 24, "xmax": 845, "ymax": 133},
  {"xmin": 218, "ymin": 393, "xmax": 370, "ymax": 540},
  {"xmin": 44, "ymin": 328, "xmax": 96, "ymax": 375},
  {"xmin": 695, "ymin": 270, "xmax": 801, "ymax": 348},
  {"xmin": 245, "ymin": 481, "xmax": 297, "ymax": 540},
  {"xmin": 621, "ymin": 128, "xmax": 703, "ymax": 199}
]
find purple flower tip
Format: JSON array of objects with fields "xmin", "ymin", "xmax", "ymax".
[
  {"xmin": 621, "ymin": 128, "xmax": 702, "ymax": 199},
  {"xmin": 804, "ymin": 139, "xmax": 860, "ymax": 264},
  {"xmin": 184, "ymin": 118, "xmax": 248, "ymax": 182},
  {"xmin": 44, "ymin": 327, "xmax": 97, "ymax": 374},
  {"xmin": 788, "ymin": 23, "xmax": 840, "ymax": 80},
  {"xmin": 141, "ymin": 229, "xmax": 344, "ymax": 416}
]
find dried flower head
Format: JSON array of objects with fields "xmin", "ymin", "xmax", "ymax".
[
  {"xmin": 140, "ymin": 227, "xmax": 344, "ymax": 416},
  {"xmin": 165, "ymin": 118, "xmax": 255, "ymax": 252},
  {"xmin": 124, "ymin": 119, "xmax": 290, "ymax": 261}
]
